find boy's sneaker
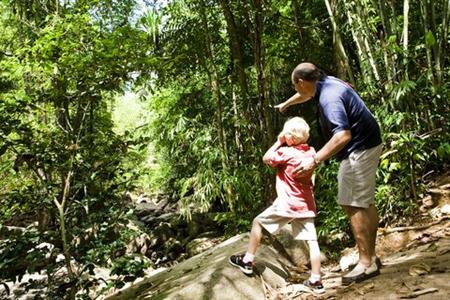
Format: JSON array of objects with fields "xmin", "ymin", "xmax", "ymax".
[
  {"xmin": 229, "ymin": 254, "xmax": 254, "ymax": 275},
  {"xmin": 303, "ymin": 279, "xmax": 325, "ymax": 294}
]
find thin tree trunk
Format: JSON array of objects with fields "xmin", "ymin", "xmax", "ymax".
[
  {"xmin": 420, "ymin": 0, "xmax": 436, "ymax": 86},
  {"xmin": 344, "ymin": 2, "xmax": 373, "ymax": 86},
  {"xmin": 218, "ymin": 0, "xmax": 254, "ymax": 148},
  {"xmin": 291, "ymin": 0, "xmax": 303, "ymax": 41},
  {"xmin": 388, "ymin": 0, "xmax": 399, "ymax": 81},
  {"xmin": 250, "ymin": 0, "xmax": 274, "ymax": 146},
  {"xmin": 231, "ymin": 77, "xmax": 243, "ymax": 165},
  {"xmin": 218, "ymin": 0, "xmax": 249, "ymax": 99},
  {"xmin": 54, "ymin": 171, "xmax": 74, "ymax": 279},
  {"xmin": 430, "ymin": 0, "xmax": 442, "ymax": 84},
  {"xmin": 324, "ymin": 0, "xmax": 355, "ymax": 85},
  {"xmin": 377, "ymin": 0, "xmax": 394, "ymax": 82},
  {"xmin": 402, "ymin": 0, "xmax": 409, "ymax": 79},
  {"xmin": 198, "ymin": 1, "xmax": 228, "ymax": 164},
  {"xmin": 439, "ymin": 0, "xmax": 450, "ymax": 83},
  {"xmin": 356, "ymin": 2, "xmax": 381, "ymax": 83}
]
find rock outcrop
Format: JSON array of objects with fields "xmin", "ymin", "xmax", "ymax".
[{"xmin": 105, "ymin": 233, "xmax": 298, "ymax": 300}]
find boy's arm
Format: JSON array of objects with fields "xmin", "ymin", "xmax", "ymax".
[
  {"xmin": 262, "ymin": 136, "xmax": 285, "ymax": 165},
  {"xmin": 274, "ymin": 92, "xmax": 311, "ymax": 112}
]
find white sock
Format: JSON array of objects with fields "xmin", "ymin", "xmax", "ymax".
[
  {"xmin": 310, "ymin": 273, "xmax": 321, "ymax": 283},
  {"xmin": 242, "ymin": 252, "xmax": 254, "ymax": 263}
]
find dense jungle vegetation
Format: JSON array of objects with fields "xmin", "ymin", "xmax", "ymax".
[{"xmin": 0, "ymin": 0, "xmax": 449, "ymax": 298}]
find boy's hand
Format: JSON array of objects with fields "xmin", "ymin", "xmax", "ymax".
[
  {"xmin": 293, "ymin": 157, "xmax": 316, "ymax": 178},
  {"xmin": 278, "ymin": 133, "xmax": 286, "ymax": 145}
]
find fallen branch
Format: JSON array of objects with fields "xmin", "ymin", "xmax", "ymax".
[
  {"xmin": 418, "ymin": 128, "xmax": 442, "ymax": 139},
  {"xmin": 399, "ymin": 287, "xmax": 438, "ymax": 298},
  {"xmin": 380, "ymin": 216, "xmax": 450, "ymax": 235},
  {"xmin": 259, "ymin": 274, "xmax": 279, "ymax": 300}
]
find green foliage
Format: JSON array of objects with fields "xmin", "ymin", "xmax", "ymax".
[
  {"xmin": 0, "ymin": 227, "xmax": 50, "ymax": 281},
  {"xmin": 314, "ymin": 161, "xmax": 349, "ymax": 237},
  {"xmin": 0, "ymin": 0, "xmax": 157, "ymax": 297},
  {"xmin": 110, "ymin": 254, "xmax": 149, "ymax": 283}
]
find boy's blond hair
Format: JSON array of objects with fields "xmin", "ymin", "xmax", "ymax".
[{"xmin": 280, "ymin": 117, "xmax": 310, "ymax": 144}]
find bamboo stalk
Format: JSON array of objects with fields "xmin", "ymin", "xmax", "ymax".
[
  {"xmin": 324, "ymin": 0, "xmax": 355, "ymax": 85},
  {"xmin": 402, "ymin": 0, "xmax": 409, "ymax": 78}
]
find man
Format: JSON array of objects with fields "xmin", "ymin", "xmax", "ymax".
[{"xmin": 275, "ymin": 62, "xmax": 383, "ymax": 285}]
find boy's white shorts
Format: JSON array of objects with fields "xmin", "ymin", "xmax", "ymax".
[
  {"xmin": 338, "ymin": 144, "xmax": 383, "ymax": 208},
  {"xmin": 255, "ymin": 205, "xmax": 317, "ymax": 241}
]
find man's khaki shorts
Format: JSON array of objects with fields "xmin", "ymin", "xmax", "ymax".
[
  {"xmin": 338, "ymin": 144, "xmax": 383, "ymax": 208},
  {"xmin": 255, "ymin": 202, "xmax": 317, "ymax": 241}
]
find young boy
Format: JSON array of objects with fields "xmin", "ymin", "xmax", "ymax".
[{"xmin": 229, "ymin": 117, "xmax": 324, "ymax": 293}]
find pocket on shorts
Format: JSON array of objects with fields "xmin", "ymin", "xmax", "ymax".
[{"xmin": 349, "ymin": 149, "xmax": 365, "ymax": 162}]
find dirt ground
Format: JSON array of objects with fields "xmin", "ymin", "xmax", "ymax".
[
  {"xmin": 316, "ymin": 221, "xmax": 450, "ymax": 300},
  {"xmin": 283, "ymin": 173, "xmax": 450, "ymax": 300}
]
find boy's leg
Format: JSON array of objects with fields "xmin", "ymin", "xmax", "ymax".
[
  {"xmin": 292, "ymin": 219, "xmax": 325, "ymax": 294},
  {"xmin": 307, "ymin": 240, "xmax": 321, "ymax": 277},
  {"xmin": 229, "ymin": 206, "xmax": 289, "ymax": 275},
  {"xmin": 229, "ymin": 218, "xmax": 263, "ymax": 275},
  {"xmin": 244, "ymin": 219, "xmax": 263, "ymax": 261}
]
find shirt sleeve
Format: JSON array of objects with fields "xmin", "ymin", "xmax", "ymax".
[
  {"xmin": 265, "ymin": 147, "xmax": 289, "ymax": 168},
  {"xmin": 321, "ymin": 97, "xmax": 350, "ymax": 134}
]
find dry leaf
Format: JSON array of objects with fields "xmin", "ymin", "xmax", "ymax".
[
  {"xmin": 396, "ymin": 282, "xmax": 411, "ymax": 295},
  {"xmin": 408, "ymin": 263, "xmax": 431, "ymax": 276},
  {"xmin": 438, "ymin": 248, "xmax": 450, "ymax": 255},
  {"xmin": 356, "ymin": 282, "xmax": 375, "ymax": 295},
  {"xmin": 422, "ymin": 195, "xmax": 434, "ymax": 207}
]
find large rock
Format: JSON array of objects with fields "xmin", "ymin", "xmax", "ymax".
[
  {"xmin": 273, "ymin": 224, "xmax": 327, "ymax": 266},
  {"xmin": 105, "ymin": 233, "xmax": 294, "ymax": 300}
]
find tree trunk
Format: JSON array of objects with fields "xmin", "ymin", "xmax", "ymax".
[
  {"xmin": 402, "ymin": 0, "xmax": 409, "ymax": 79},
  {"xmin": 250, "ymin": 0, "xmax": 274, "ymax": 147},
  {"xmin": 388, "ymin": 0, "xmax": 399, "ymax": 82},
  {"xmin": 54, "ymin": 171, "xmax": 74, "ymax": 279},
  {"xmin": 430, "ymin": 0, "xmax": 442, "ymax": 84},
  {"xmin": 355, "ymin": 3, "xmax": 381, "ymax": 83},
  {"xmin": 218, "ymin": 0, "xmax": 249, "ymax": 99},
  {"xmin": 438, "ymin": 0, "xmax": 450, "ymax": 84},
  {"xmin": 324, "ymin": 0, "xmax": 355, "ymax": 85},
  {"xmin": 344, "ymin": 2, "xmax": 373, "ymax": 86},
  {"xmin": 218, "ymin": 0, "xmax": 254, "ymax": 148},
  {"xmin": 377, "ymin": 0, "xmax": 394, "ymax": 82},
  {"xmin": 291, "ymin": 0, "xmax": 303, "ymax": 41},
  {"xmin": 420, "ymin": 0, "xmax": 436, "ymax": 86},
  {"xmin": 198, "ymin": 1, "xmax": 228, "ymax": 164},
  {"xmin": 230, "ymin": 77, "xmax": 243, "ymax": 165}
]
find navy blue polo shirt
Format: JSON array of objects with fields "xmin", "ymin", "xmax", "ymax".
[{"xmin": 316, "ymin": 75, "xmax": 382, "ymax": 161}]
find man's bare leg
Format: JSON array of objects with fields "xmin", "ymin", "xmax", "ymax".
[
  {"xmin": 367, "ymin": 204, "xmax": 379, "ymax": 256},
  {"xmin": 342, "ymin": 205, "xmax": 377, "ymax": 266}
]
